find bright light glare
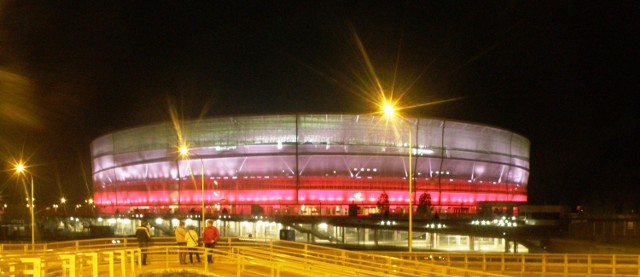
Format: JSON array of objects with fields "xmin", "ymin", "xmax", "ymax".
[
  {"xmin": 179, "ymin": 146, "xmax": 189, "ymax": 157},
  {"xmin": 383, "ymin": 104, "xmax": 395, "ymax": 117},
  {"xmin": 15, "ymin": 162, "xmax": 25, "ymax": 173}
]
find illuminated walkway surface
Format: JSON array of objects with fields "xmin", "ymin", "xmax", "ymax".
[{"xmin": 2, "ymin": 238, "xmax": 640, "ymax": 276}]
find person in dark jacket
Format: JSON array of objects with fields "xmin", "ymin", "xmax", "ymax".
[{"xmin": 135, "ymin": 219, "xmax": 152, "ymax": 265}]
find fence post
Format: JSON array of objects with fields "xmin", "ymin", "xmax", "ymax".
[
  {"xmin": 236, "ymin": 249, "xmax": 242, "ymax": 277},
  {"xmin": 19, "ymin": 258, "xmax": 41, "ymax": 277},
  {"xmin": 84, "ymin": 252, "xmax": 99, "ymax": 277},
  {"xmin": 482, "ymin": 254, "xmax": 487, "ymax": 272},
  {"xmin": 464, "ymin": 253, "xmax": 469, "ymax": 269},
  {"xmin": 204, "ymin": 247, "xmax": 208, "ymax": 272},
  {"xmin": 9, "ymin": 260, "xmax": 17, "ymax": 277},
  {"xmin": 127, "ymin": 249, "xmax": 138, "ymax": 275},
  {"xmin": 115, "ymin": 250, "xmax": 126, "ymax": 276},
  {"xmin": 165, "ymin": 247, "xmax": 170, "ymax": 270},
  {"xmin": 60, "ymin": 254, "xmax": 77, "ymax": 277},
  {"xmin": 102, "ymin": 251, "xmax": 115, "ymax": 277}
]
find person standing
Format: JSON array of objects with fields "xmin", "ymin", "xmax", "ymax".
[
  {"xmin": 202, "ymin": 220, "xmax": 220, "ymax": 264},
  {"xmin": 185, "ymin": 225, "xmax": 201, "ymax": 263},
  {"xmin": 174, "ymin": 221, "xmax": 187, "ymax": 264},
  {"xmin": 135, "ymin": 219, "xmax": 152, "ymax": 265}
]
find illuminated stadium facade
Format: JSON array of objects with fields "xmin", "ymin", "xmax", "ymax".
[{"xmin": 91, "ymin": 114, "xmax": 529, "ymax": 217}]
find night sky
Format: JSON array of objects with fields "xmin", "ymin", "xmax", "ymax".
[{"xmin": 0, "ymin": 1, "xmax": 637, "ymax": 211}]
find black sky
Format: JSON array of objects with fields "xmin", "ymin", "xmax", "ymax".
[{"xmin": 0, "ymin": 1, "xmax": 637, "ymax": 210}]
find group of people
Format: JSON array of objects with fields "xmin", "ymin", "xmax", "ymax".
[
  {"xmin": 135, "ymin": 219, "xmax": 220, "ymax": 265},
  {"xmin": 175, "ymin": 220, "xmax": 220, "ymax": 264}
]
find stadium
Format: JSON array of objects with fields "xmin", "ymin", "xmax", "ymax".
[{"xmin": 91, "ymin": 114, "xmax": 529, "ymax": 218}]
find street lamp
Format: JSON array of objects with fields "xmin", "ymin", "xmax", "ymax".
[
  {"xmin": 382, "ymin": 104, "xmax": 415, "ymax": 252},
  {"xmin": 179, "ymin": 146, "xmax": 206, "ymax": 232},
  {"xmin": 15, "ymin": 162, "xmax": 35, "ymax": 251},
  {"xmin": 60, "ymin": 197, "xmax": 67, "ymax": 215}
]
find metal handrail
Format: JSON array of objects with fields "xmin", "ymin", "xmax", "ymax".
[
  {"xmin": 370, "ymin": 251, "xmax": 640, "ymax": 276},
  {"xmin": 0, "ymin": 247, "xmax": 141, "ymax": 277},
  {"xmin": 7, "ymin": 238, "xmax": 640, "ymax": 276}
]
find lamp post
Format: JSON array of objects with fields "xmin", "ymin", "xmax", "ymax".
[
  {"xmin": 15, "ymin": 162, "xmax": 35, "ymax": 251},
  {"xmin": 180, "ymin": 146, "xmax": 206, "ymax": 232},
  {"xmin": 408, "ymin": 121, "xmax": 413, "ymax": 252},
  {"xmin": 383, "ymin": 105, "xmax": 414, "ymax": 252}
]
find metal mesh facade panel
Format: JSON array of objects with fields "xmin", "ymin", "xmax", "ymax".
[{"xmin": 91, "ymin": 114, "xmax": 529, "ymax": 213}]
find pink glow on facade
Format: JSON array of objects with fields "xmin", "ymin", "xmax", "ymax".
[{"xmin": 94, "ymin": 185, "xmax": 525, "ymax": 206}]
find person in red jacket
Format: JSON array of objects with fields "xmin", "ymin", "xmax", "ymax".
[{"xmin": 202, "ymin": 220, "xmax": 220, "ymax": 264}]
